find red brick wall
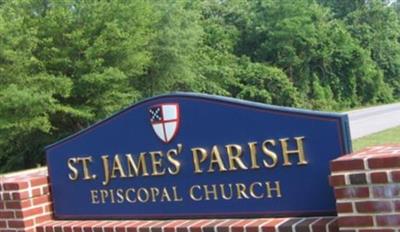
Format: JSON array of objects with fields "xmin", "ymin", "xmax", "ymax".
[
  {"xmin": 0, "ymin": 168, "xmax": 52, "ymax": 232},
  {"xmin": 330, "ymin": 145, "xmax": 400, "ymax": 231},
  {"xmin": 3, "ymin": 145, "xmax": 400, "ymax": 232}
]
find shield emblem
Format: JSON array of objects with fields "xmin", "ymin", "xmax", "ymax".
[{"xmin": 149, "ymin": 103, "xmax": 180, "ymax": 143}]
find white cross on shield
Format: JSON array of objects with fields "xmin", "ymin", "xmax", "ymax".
[{"xmin": 149, "ymin": 103, "xmax": 180, "ymax": 143}]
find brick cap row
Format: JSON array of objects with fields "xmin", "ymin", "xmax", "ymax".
[
  {"xmin": 331, "ymin": 145, "xmax": 400, "ymax": 172},
  {"xmin": 0, "ymin": 167, "xmax": 48, "ymax": 194},
  {"xmin": 37, "ymin": 217, "xmax": 338, "ymax": 232}
]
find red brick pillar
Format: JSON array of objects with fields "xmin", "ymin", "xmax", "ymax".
[
  {"xmin": 330, "ymin": 145, "xmax": 400, "ymax": 231},
  {"xmin": 0, "ymin": 168, "xmax": 53, "ymax": 232}
]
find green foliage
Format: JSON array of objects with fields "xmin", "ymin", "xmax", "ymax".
[
  {"xmin": 139, "ymin": 1, "xmax": 203, "ymax": 96},
  {"xmin": 346, "ymin": 0, "xmax": 400, "ymax": 98},
  {"xmin": 237, "ymin": 61, "xmax": 301, "ymax": 107},
  {"xmin": 233, "ymin": 0, "xmax": 393, "ymax": 109},
  {"xmin": 0, "ymin": 0, "xmax": 154, "ymax": 171},
  {"xmin": 1, "ymin": 0, "xmax": 400, "ymax": 172}
]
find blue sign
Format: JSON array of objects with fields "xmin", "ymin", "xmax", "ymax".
[{"xmin": 46, "ymin": 93, "xmax": 352, "ymax": 219}]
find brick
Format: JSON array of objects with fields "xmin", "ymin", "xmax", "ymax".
[
  {"xmin": 395, "ymin": 200, "xmax": 400, "ymax": 211},
  {"xmin": 196, "ymin": 220, "xmax": 216, "ymax": 232},
  {"xmin": 54, "ymin": 222, "xmax": 69, "ymax": 232},
  {"xmin": 232, "ymin": 219, "xmax": 254, "ymax": 232},
  {"xmin": 331, "ymin": 159, "xmax": 364, "ymax": 172},
  {"xmin": 7, "ymin": 219, "xmax": 34, "ymax": 228},
  {"xmin": 376, "ymin": 214, "xmax": 400, "ymax": 226},
  {"xmin": 391, "ymin": 170, "xmax": 400, "ymax": 182},
  {"xmin": 329, "ymin": 175, "xmax": 346, "ymax": 187},
  {"xmin": 336, "ymin": 202, "xmax": 353, "ymax": 213},
  {"xmin": 327, "ymin": 218, "xmax": 338, "ymax": 232},
  {"xmin": 243, "ymin": 219, "xmax": 265, "ymax": 232},
  {"xmin": 2, "ymin": 193, "xmax": 11, "ymax": 201},
  {"xmin": 82, "ymin": 221, "xmax": 97, "ymax": 232},
  {"xmin": 61, "ymin": 222, "xmax": 76, "ymax": 232},
  {"xmin": 227, "ymin": 220, "xmax": 247, "ymax": 232},
  {"xmin": 30, "ymin": 177, "xmax": 48, "ymax": 188},
  {"xmin": 190, "ymin": 220, "xmax": 208, "ymax": 232},
  {"xmin": 125, "ymin": 221, "xmax": 145, "ymax": 232},
  {"xmin": 73, "ymin": 221, "xmax": 90, "ymax": 232},
  {"xmin": 71, "ymin": 221, "xmax": 91, "ymax": 232},
  {"xmin": 11, "ymin": 191, "xmax": 29, "ymax": 200},
  {"xmin": 64, "ymin": 225, "xmax": 73, "ymax": 232},
  {"xmin": 148, "ymin": 220, "xmax": 167, "ymax": 232},
  {"xmin": 3, "ymin": 182, "xmax": 29, "ymax": 191},
  {"xmin": 44, "ymin": 204, "xmax": 53, "ymax": 213},
  {"xmin": 334, "ymin": 187, "xmax": 369, "ymax": 199},
  {"xmin": 15, "ymin": 206, "xmax": 43, "ymax": 218},
  {"xmin": 32, "ymin": 195, "xmax": 50, "ymax": 206},
  {"xmin": 37, "ymin": 226, "xmax": 45, "ymax": 232},
  {"xmin": 35, "ymin": 214, "xmax": 53, "ymax": 224},
  {"xmin": 164, "ymin": 220, "xmax": 189, "ymax": 232},
  {"xmin": 203, "ymin": 220, "xmax": 225, "ymax": 232},
  {"xmin": 126, "ymin": 221, "xmax": 141, "ymax": 231},
  {"xmin": 0, "ymin": 221, "xmax": 6, "ymax": 228},
  {"xmin": 197, "ymin": 220, "xmax": 222, "ymax": 232},
  {"xmin": 42, "ymin": 186, "xmax": 50, "ymax": 195},
  {"xmin": 176, "ymin": 220, "xmax": 196, "ymax": 232},
  {"xmin": 62, "ymin": 221, "xmax": 78, "ymax": 231},
  {"xmin": 44, "ymin": 223, "xmax": 55, "ymax": 232},
  {"xmin": 140, "ymin": 221, "xmax": 160, "ymax": 232},
  {"xmin": 59, "ymin": 222, "xmax": 74, "ymax": 232},
  {"xmin": 262, "ymin": 218, "xmax": 286, "ymax": 232},
  {"xmin": 349, "ymin": 173, "xmax": 367, "ymax": 185},
  {"xmin": 0, "ymin": 203, "xmax": 4, "ymax": 210},
  {"xmin": 41, "ymin": 221, "xmax": 55, "ymax": 232},
  {"xmin": 369, "ymin": 156, "xmax": 400, "ymax": 169},
  {"xmin": 355, "ymin": 201, "xmax": 392, "ymax": 213},
  {"xmin": 54, "ymin": 221, "xmax": 70, "ymax": 232},
  {"xmin": 21, "ymin": 228, "xmax": 35, "ymax": 232},
  {"xmin": 116, "ymin": 222, "xmax": 132, "ymax": 232},
  {"xmin": 373, "ymin": 184, "xmax": 400, "ymax": 198},
  {"xmin": 138, "ymin": 221, "xmax": 156, "ymax": 232},
  {"xmin": 92, "ymin": 221, "xmax": 112, "ymax": 232},
  {"xmin": 294, "ymin": 218, "xmax": 319, "ymax": 232},
  {"xmin": 0, "ymin": 211, "xmax": 14, "ymax": 219},
  {"xmin": 277, "ymin": 218, "xmax": 301, "ymax": 232},
  {"xmin": 5, "ymin": 200, "xmax": 31, "ymax": 209},
  {"xmin": 32, "ymin": 188, "xmax": 42, "ymax": 198},
  {"xmin": 338, "ymin": 216, "xmax": 373, "ymax": 227},
  {"xmin": 370, "ymin": 172, "xmax": 388, "ymax": 183},
  {"xmin": 311, "ymin": 218, "xmax": 335, "ymax": 232}
]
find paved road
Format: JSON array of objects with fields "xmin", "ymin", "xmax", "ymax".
[{"xmin": 347, "ymin": 102, "xmax": 400, "ymax": 139}]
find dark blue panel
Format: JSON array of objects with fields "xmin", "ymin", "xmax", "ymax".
[{"xmin": 46, "ymin": 93, "xmax": 352, "ymax": 219}]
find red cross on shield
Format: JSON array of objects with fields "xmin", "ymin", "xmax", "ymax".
[{"xmin": 149, "ymin": 103, "xmax": 180, "ymax": 143}]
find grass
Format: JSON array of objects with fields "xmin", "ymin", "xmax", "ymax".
[{"xmin": 352, "ymin": 126, "xmax": 400, "ymax": 151}]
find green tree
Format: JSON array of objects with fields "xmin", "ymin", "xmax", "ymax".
[
  {"xmin": 0, "ymin": 1, "xmax": 72, "ymax": 170},
  {"xmin": 0, "ymin": 0, "xmax": 155, "ymax": 172},
  {"xmin": 235, "ymin": 0, "xmax": 390, "ymax": 108},
  {"xmin": 139, "ymin": 1, "xmax": 203, "ymax": 97},
  {"xmin": 345, "ymin": 0, "xmax": 400, "ymax": 98},
  {"xmin": 318, "ymin": 0, "xmax": 365, "ymax": 18},
  {"xmin": 194, "ymin": 0, "xmax": 302, "ymax": 107}
]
